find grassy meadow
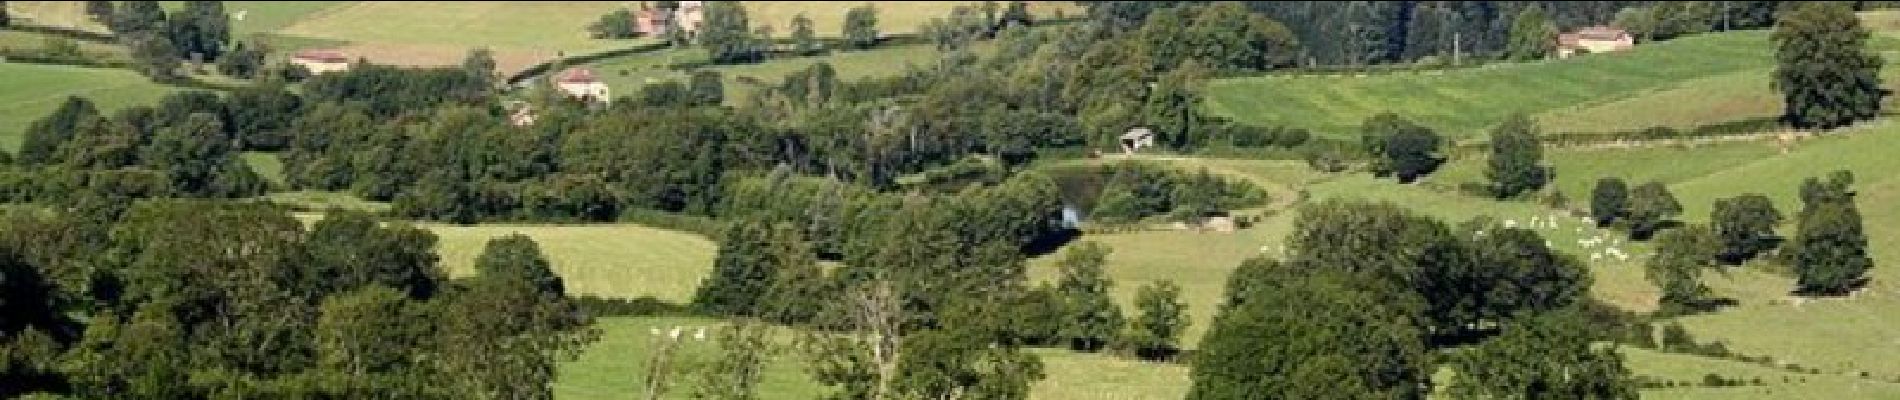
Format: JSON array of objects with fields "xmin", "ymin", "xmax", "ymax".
[
  {"xmin": 579, "ymin": 39, "xmax": 991, "ymax": 104},
  {"xmin": 1203, "ymin": 31, "xmax": 1780, "ymax": 140},
  {"xmin": 740, "ymin": 1, "xmax": 1081, "ymax": 39},
  {"xmin": 272, "ymin": 1, "xmax": 652, "ymax": 75},
  {"xmin": 428, "ymin": 222, "xmax": 717, "ymax": 302},
  {"xmin": 0, "ymin": 62, "xmax": 185, "ymax": 151}
]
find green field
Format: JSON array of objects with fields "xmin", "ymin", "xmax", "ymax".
[
  {"xmin": 556, "ymin": 316, "xmax": 1193, "ymax": 400},
  {"xmin": 578, "ymin": 38, "xmax": 994, "ymax": 104},
  {"xmin": 271, "ymin": 1, "xmax": 650, "ymax": 75},
  {"xmin": 741, "ymin": 1, "xmax": 1080, "ymax": 39},
  {"xmin": 428, "ymin": 222, "xmax": 717, "ymax": 302},
  {"xmin": 0, "ymin": 62, "xmax": 184, "ymax": 152},
  {"xmin": 1204, "ymin": 31, "xmax": 1779, "ymax": 140},
  {"xmin": 5, "ymin": 1, "xmax": 110, "ymax": 32}
]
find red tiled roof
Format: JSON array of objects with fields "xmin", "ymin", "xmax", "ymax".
[
  {"xmin": 558, "ymin": 68, "xmax": 599, "ymax": 83},
  {"xmin": 292, "ymin": 49, "xmax": 349, "ymax": 63}
]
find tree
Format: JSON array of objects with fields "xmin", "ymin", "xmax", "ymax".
[
  {"xmin": 0, "ymin": 0, "xmax": 8, "ymax": 28},
  {"xmin": 688, "ymin": 70, "xmax": 724, "ymax": 106},
  {"xmin": 700, "ymin": 1, "xmax": 762, "ymax": 63},
  {"xmin": 692, "ymin": 219, "xmax": 819, "ymax": 319},
  {"xmin": 1789, "ymin": 200, "xmax": 1873, "ymax": 295},
  {"xmin": 110, "ymin": 1, "xmax": 167, "ymax": 36},
  {"xmin": 1447, "ymin": 310, "xmax": 1638, "ymax": 399},
  {"xmin": 1123, "ymin": 280, "xmax": 1187, "ymax": 361},
  {"xmin": 1591, "ymin": 178, "xmax": 1630, "ymax": 227},
  {"xmin": 313, "ymin": 285, "xmax": 432, "ymax": 392},
  {"xmin": 128, "ymin": 32, "xmax": 183, "ymax": 81},
  {"xmin": 1189, "ymin": 268, "xmax": 1426, "ymax": 399},
  {"xmin": 1626, "ymin": 181, "xmax": 1681, "ymax": 240},
  {"xmin": 1360, "ymin": 113, "xmax": 1442, "ymax": 182},
  {"xmin": 19, "ymin": 96, "xmax": 100, "ymax": 165},
  {"xmin": 1383, "ymin": 120, "xmax": 1443, "ymax": 183},
  {"xmin": 1486, "ymin": 113, "xmax": 1549, "ymax": 198},
  {"xmin": 1452, "ymin": 225, "xmax": 1590, "ymax": 333},
  {"xmin": 590, "ymin": 8, "xmax": 637, "ymax": 39},
  {"xmin": 1506, "ymin": 5, "xmax": 1557, "ymax": 60},
  {"xmin": 474, "ymin": 234, "xmax": 565, "ymax": 296},
  {"xmin": 434, "ymin": 234, "xmax": 595, "ymax": 399},
  {"xmin": 87, "ymin": 0, "xmax": 115, "ymax": 23},
  {"xmin": 691, "ymin": 320, "xmax": 775, "ymax": 400},
  {"xmin": 1000, "ymin": 1, "xmax": 1032, "ymax": 28},
  {"xmin": 1711, "ymin": 194, "xmax": 1783, "ymax": 264},
  {"xmin": 1052, "ymin": 241, "xmax": 1123, "ymax": 352},
  {"xmin": 1773, "ymin": 2, "xmax": 1884, "ymax": 129},
  {"xmin": 168, "ymin": 1, "xmax": 230, "ymax": 60},
  {"xmin": 790, "ymin": 12, "xmax": 820, "ymax": 55},
  {"xmin": 844, "ymin": 4, "xmax": 879, "ymax": 50},
  {"xmin": 1646, "ymin": 225, "xmax": 1720, "ymax": 314},
  {"xmin": 463, "ymin": 47, "xmax": 498, "ymax": 92},
  {"xmin": 216, "ymin": 40, "xmax": 269, "ymax": 79}
]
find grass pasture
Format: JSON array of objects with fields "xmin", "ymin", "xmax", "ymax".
[
  {"xmin": 1203, "ymin": 31, "xmax": 1779, "ymax": 140},
  {"xmin": 556, "ymin": 316, "xmax": 827, "ymax": 400},
  {"xmin": 578, "ymin": 38, "xmax": 995, "ymax": 104},
  {"xmin": 273, "ymin": 1, "xmax": 651, "ymax": 75},
  {"xmin": 428, "ymin": 222, "xmax": 716, "ymax": 302},
  {"xmin": 4, "ymin": 1, "xmax": 110, "ymax": 33},
  {"xmin": 0, "ymin": 62, "xmax": 184, "ymax": 151},
  {"xmin": 740, "ymin": 1, "xmax": 1081, "ymax": 39}
]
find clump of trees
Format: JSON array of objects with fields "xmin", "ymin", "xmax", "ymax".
[
  {"xmin": 1191, "ymin": 200, "xmax": 1622, "ymax": 398},
  {"xmin": 1590, "ymin": 178, "xmax": 1681, "ymax": 240},
  {"xmin": 109, "ymin": 1, "xmax": 234, "ymax": 81},
  {"xmin": 1359, "ymin": 113, "xmax": 1443, "ymax": 183},
  {"xmin": 1087, "ymin": 162, "xmax": 1267, "ymax": 225},
  {"xmin": 0, "ymin": 202, "xmax": 595, "ymax": 398}
]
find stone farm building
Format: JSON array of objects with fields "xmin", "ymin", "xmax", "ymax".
[
  {"xmin": 634, "ymin": 1, "xmax": 706, "ymax": 37},
  {"xmin": 289, "ymin": 49, "xmax": 352, "ymax": 75},
  {"xmin": 555, "ymin": 67, "xmax": 611, "ymax": 103},
  {"xmin": 1556, "ymin": 26, "xmax": 1634, "ymax": 58}
]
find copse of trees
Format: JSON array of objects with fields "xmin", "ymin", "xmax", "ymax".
[
  {"xmin": 1447, "ymin": 309, "xmax": 1639, "ymax": 399},
  {"xmin": 1504, "ymin": 5, "xmax": 1557, "ymax": 60},
  {"xmin": 1773, "ymin": 1, "xmax": 1884, "ymax": 130},
  {"xmin": 0, "ymin": 199, "xmax": 595, "ymax": 398},
  {"xmin": 1194, "ymin": 200, "xmax": 1617, "ymax": 399},
  {"xmin": 1052, "ymin": 241, "xmax": 1122, "ymax": 352},
  {"xmin": 1359, "ymin": 112, "xmax": 1443, "ymax": 183}
]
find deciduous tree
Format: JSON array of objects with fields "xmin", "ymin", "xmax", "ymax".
[
  {"xmin": 1773, "ymin": 2, "xmax": 1884, "ymax": 129},
  {"xmin": 1486, "ymin": 113, "xmax": 1549, "ymax": 199},
  {"xmin": 1711, "ymin": 194, "xmax": 1782, "ymax": 263},
  {"xmin": 1592, "ymin": 177, "xmax": 1630, "ymax": 227}
]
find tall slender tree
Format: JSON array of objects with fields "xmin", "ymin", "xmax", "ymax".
[{"xmin": 1486, "ymin": 113, "xmax": 1549, "ymax": 198}]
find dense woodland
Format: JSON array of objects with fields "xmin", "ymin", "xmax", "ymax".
[{"xmin": 0, "ymin": 1, "xmax": 1890, "ymax": 399}]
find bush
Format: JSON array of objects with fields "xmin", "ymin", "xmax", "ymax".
[{"xmin": 573, "ymin": 295, "xmax": 699, "ymax": 317}]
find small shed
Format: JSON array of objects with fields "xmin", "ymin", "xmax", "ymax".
[{"xmin": 1121, "ymin": 127, "xmax": 1155, "ymax": 154}]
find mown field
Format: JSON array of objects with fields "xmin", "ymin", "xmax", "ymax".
[
  {"xmin": 741, "ymin": 1, "xmax": 1080, "ymax": 39},
  {"xmin": 428, "ymin": 222, "xmax": 717, "ymax": 302},
  {"xmin": 580, "ymin": 39, "xmax": 995, "ymax": 104},
  {"xmin": 0, "ymin": 62, "xmax": 185, "ymax": 151},
  {"xmin": 271, "ymin": 1, "xmax": 650, "ymax": 75},
  {"xmin": 1203, "ymin": 31, "xmax": 1780, "ymax": 140}
]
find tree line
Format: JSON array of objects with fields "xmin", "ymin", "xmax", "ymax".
[{"xmin": 0, "ymin": 201, "xmax": 593, "ymax": 398}]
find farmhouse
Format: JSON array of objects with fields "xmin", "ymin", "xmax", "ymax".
[
  {"xmin": 1556, "ymin": 26, "xmax": 1634, "ymax": 58},
  {"xmin": 289, "ymin": 49, "xmax": 352, "ymax": 75},
  {"xmin": 555, "ymin": 67, "xmax": 611, "ymax": 103}
]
